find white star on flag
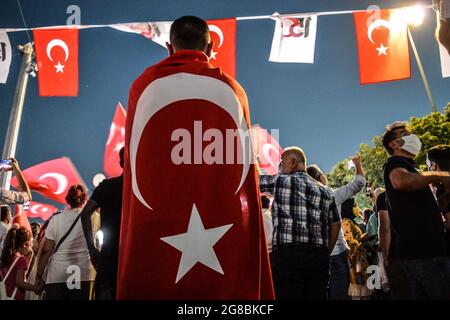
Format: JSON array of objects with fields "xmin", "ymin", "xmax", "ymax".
[
  {"xmin": 54, "ymin": 61, "xmax": 65, "ymax": 73},
  {"xmin": 114, "ymin": 141, "xmax": 125, "ymax": 152},
  {"xmin": 160, "ymin": 204, "xmax": 233, "ymax": 284},
  {"xmin": 376, "ymin": 44, "xmax": 389, "ymax": 56},
  {"xmin": 210, "ymin": 49, "xmax": 218, "ymax": 60}
]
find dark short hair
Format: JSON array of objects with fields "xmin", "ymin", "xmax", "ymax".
[
  {"xmin": 340, "ymin": 198, "xmax": 356, "ymax": 220},
  {"xmin": 65, "ymin": 184, "xmax": 87, "ymax": 209},
  {"xmin": 307, "ymin": 164, "xmax": 323, "ymax": 182},
  {"xmin": 427, "ymin": 144, "xmax": 450, "ymax": 171},
  {"xmin": 363, "ymin": 208, "xmax": 374, "ymax": 219},
  {"xmin": 381, "ymin": 121, "xmax": 410, "ymax": 155},
  {"xmin": 170, "ymin": 16, "xmax": 210, "ymax": 51},
  {"xmin": 0, "ymin": 206, "xmax": 11, "ymax": 222}
]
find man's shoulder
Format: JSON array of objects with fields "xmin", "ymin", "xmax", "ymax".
[
  {"xmin": 95, "ymin": 175, "xmax": 123, "ymax": 191},
  {"xmin": 132, "ymin": 58, "xmax": 246, "ymax": 97},
  {"xmin": 384, "ymin": 156, "xmax": 414, "ymax": 172},
  {"xmin": 319, "ymin": 184, "xmax": 335, "ymax": 199}
]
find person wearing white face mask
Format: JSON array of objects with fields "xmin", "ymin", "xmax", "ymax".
[{"xmin": 381, "ymin": 121, "xmax": 450, "ymax": 300}]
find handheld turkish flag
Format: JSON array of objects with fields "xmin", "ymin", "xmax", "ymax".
[
  {"xmin": 118, "ymin": 51, "xmax": 274, "ymax": 299},
  {"xmin": 354, "ymin": 9, "xmax": 410, "ymax": 84},
  {"xmin": 12, "ymin": 205, "xmax": 31, "ymax": 233},
  {"xmin": 33, "ymin": 28, "xmax": 79, "ymax": 96},
  {"xmin": 250, "ymin": 125, "xmax": 283, "ymax": 175},
  {"xmin": 103, "ymin": 102, "xmax": 126, "ymax": 178},
  {"xmin": 26, "ymin": 201, "xmax": 58, "ymax": 221},
  {"xmin": 207, "ymin": 18, "xmax": 236, "ymax": 78},
  {"xmin": 11, "ymin": 157, "xmax": 86, "ymax": 205}
]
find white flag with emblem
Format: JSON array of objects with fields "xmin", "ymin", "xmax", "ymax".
[
  {"xmin": 110, "ymin": 22, "xmax": 172, "ymax": 47},
  {"xmin": 0, "ymin": 32, "xmax": 12, "ymax": 84},
  {"xmin": 269, "ymin": 14, "xmax": 318, "ymax": 63},
  {"xmin": 437, "ymin": 12, "xmax": 450, "ymax": 77}
]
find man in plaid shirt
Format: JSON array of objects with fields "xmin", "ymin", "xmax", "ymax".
[{"xmin": 259, "ymin": 147, "xmax": 341, "ymax": 300}]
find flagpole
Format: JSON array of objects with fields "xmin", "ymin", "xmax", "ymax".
[
  {"xmin": 1, "ymin": 42, "xmax": 34, "ymax": 190},
  {"xmin": 407, "ymin": 28, "xmax": 437, "ymax": 113}
]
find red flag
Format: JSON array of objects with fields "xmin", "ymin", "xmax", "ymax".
[
  {"xmin": 12, "ymin": 205, "xmax": 31, "ymax": 233},
  {"xmin": 354, "ymin": 9, "xmax": 410, "ymax": 84},
  {"xmin": 103, "ymin": 102, "xmax": 126, "ymax": 178},
  {"xmin": 207, "ymin": 18, "xmax": 236, "ymax": 78},
  {"xmin": 251, "ymin": 125, "xmax": 283, "ymax": 175},
  {"xmin": 33, "ymin": 28, "xmax": 79, "ymax": 96},
  {"xmin": 118, "ymin": 50, "xmax": 274, "ymax": 299},
  {"xmin": 11, "ymin": 157, "xmax": 85, "ymax": 204},
  {"xmin": 26, "ymin": 201, "xmax": 58, "ymax": 221}
]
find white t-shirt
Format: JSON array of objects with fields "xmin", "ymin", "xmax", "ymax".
[{"xmin": 44, "ymin": 208, "xmax": 95, "ymax": 284}]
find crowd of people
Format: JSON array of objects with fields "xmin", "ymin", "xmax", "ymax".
[{"xmin": 0, "ymin": 15, "xmax": 449, "ymax": 300}]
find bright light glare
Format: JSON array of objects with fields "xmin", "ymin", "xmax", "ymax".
[
  {"xmin": 405, "ymin": 6, "xmax": 425, "ymax": 26},
  {"xmin": 96, "ymin": 230, "xmax": 104, "ymax": 247},
  {"xmin": 391, "ymin": 6, "xmax": 425, "ymax": 28}
]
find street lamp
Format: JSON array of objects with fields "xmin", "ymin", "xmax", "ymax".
[{"xmin": 391, "ymin": 5, "xmax": 437, "ymax": 113}]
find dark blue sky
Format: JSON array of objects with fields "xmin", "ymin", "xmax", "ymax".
[{"xmin": 0, "ymin": 0, "xmax": 448, "ymax": 209}]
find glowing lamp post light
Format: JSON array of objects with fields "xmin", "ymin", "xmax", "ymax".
[{"xmin": 391, "ymin": 5, "xmax": 436, "ymax": 113}]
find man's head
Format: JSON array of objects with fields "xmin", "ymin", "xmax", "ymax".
[
  {"xmin": 307, "ymin": 164, "xmax": 327, "ymax": 185},
  {"xmin": 280, "ymin": 147, "xmax": 307, "ymax": 174},
  {"xmin": 119, "ymin": 147, "xmax": 125, "ymax": 169},
  {"xmin": 427, "ymin": 144, "xmax": 450, "ymax": 172},
  {"xmin": 167, "ymin": 16, "xmax": 212, "ymax": 56},
  {"xmin": 363, "ymin": 208, "xmax": 373, "ymax": 223},
  {"xmin": 0, "ymin": 205, "xmax": 11, "ymax": 224},
  {"xmin": 381, "ymin": 121, "xmax": 421, "ymax": 158}
]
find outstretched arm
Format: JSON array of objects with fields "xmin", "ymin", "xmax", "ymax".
[
  {"xmin": 389, "ymin": 168, "xmax": 450, "ymax": 192},
  {"xmin": 11, "ymin": 158, "xmax": 32, "ymax": 202}
]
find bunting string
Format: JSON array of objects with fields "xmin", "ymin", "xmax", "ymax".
[{"xmin": 0, "ymin": 4, "xmax": 434, "ymax": 33}]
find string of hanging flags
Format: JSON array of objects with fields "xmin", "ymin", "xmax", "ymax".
[{"xmin": 1, "ymin": 3, "xmax": 449, "ymax": 97}]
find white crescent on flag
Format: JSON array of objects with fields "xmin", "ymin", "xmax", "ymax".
[
  {"xmin": 208, "ymin": 25, "xmax": 224, "ymax": 47},
  {"xmin": 367, "ymin": 19, "xmax": 394, "ymax": 44},
  {"xmin": 130, "ymin": 73, "xmax": 251, "ymax": 211},
  {"xmin": 46, "ymin": 39, "xmax": 70, "ymax": 62},
  {"xmin": 39, "ymin": 172, "xmax": 69, "ymax": 195}
]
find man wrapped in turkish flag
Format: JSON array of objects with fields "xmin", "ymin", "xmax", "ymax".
[{"xmin": 117, "ymin": 16, "xmax": 274, "ymax": 299}]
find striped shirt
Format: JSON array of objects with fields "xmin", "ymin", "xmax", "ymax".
[
  {"xmin": 0, "ymin": 187, "xmax": 29, "ymax": 205},
  {"xmin": 259, "ymin": 171, "xmax": 341, "ymax": 248}
]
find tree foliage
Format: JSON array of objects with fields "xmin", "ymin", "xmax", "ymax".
[{"xmin": 326, "ymin": 105, "xmax": 450, "ymax": 208}]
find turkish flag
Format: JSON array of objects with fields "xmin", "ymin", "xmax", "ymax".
[
  {"xmin": 207, "ymin": 18, "xmax": 236, "ymax": 78},
  {"xmin": 250, "ymin": 125, "xmax": 283, "ymax": 175},
  {"xmin": 11, "ymin": 157, "xmax": 86, "ymax": 205},
  {"xmin": 33, "ymin": 28, "xmax": 78, "ymax": 96},
  {"xmin": 12, "ymin": 205, "xmax": 31, "ymax": 233},
  {"xmin": 26, "ymin": 201, "xmax": 58, "ymax": 221},
  {"xmin": 103, "ymin": 102, "xmax": 126, "ymax": 178},
  {"xmin": 118, "ymin": 51, "xmax": 274, "ymax": 299},
  {"xmin": 354, "ymin": 9, "xmax": 410, "ymax": 84}
]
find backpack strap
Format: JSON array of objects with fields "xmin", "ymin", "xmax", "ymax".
[
  {"xmin": 54, "ymin": 214, "xmax": 81, "ymax": 254},
  {"xmin": 0, "ymin": 256, "xmax": 21, "ymax": 282}
]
